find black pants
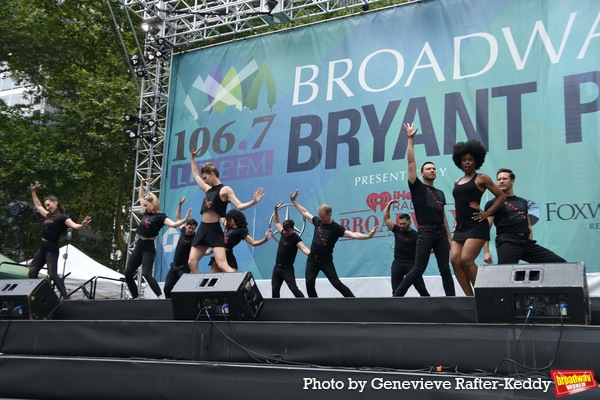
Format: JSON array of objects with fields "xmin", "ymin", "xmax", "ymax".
[
  {"xmin": 163, "ymin": 263, "xmax": 190, "ymax": 298},
  {"xmin": 305, "ymin": 255, "xmax": 354, "ymax": 298},
  {"xmin": 124, "ymin": 240, "xmax": 162, "ymax": 298},
  {"xmin": 497, "ymin": 234, "xmax": 566, "ymax": 264},
  {"xmin": 29, "ymin": 240, "xmax": 67, "ymax": 298},
  {"xmin": 394, "ymin": 225, "xmax": 455, "ymax": 297},
  {"xmin": 271, "ymin": 264, "xmax": 305, "ymax": 298},
  {"xmin": 391, "ymin": 260, "xmax": 430, "ymax": 297}
]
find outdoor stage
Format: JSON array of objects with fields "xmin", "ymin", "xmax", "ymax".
[{"xmin": 0, "ymin": 296, "xmax": 599, "ymax": 399}]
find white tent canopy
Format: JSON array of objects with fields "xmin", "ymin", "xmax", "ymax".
[{"xmin": 23, "ymin": 245, "xmax": 127, "ymax": 299}]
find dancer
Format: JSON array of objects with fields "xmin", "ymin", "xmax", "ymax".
[
  {"xmin": 187, "ymin": 148, "xmax": 265, "ymax": 273},
  {"xmin": 483, "ymin": 168, "xmax": 566, "ymax": 264},
  {"xmin": 207, "ymin": 209, "xmax": 271, "ymax": 272},
  {"xmin": 28, "ymin": 181, "xmax": 92, "ymax": 299},
  {"xmin": 125, "ymin": 178, "xmax": 191, "ymax": 299},
  {"xmin": 383, "ymin": 200, "xmax": 429, "ymax": 297},
  {"xmin": 393, "ymin": 123, "xmax": 456, "ymax": 297},
  {"xmin": 163, "ymin": 197, "xmax": 198, "ymax": 298},
  {"xmin": 271, "ymin": 203, "xmax": 310, "ymax": 298},
  {"xmin": 450, "ymin": 140, "xmax": 505, "ymax": 296},
  {"xmin": 290, "ymin": 189, "xmax": 377, "ymax": 297}
]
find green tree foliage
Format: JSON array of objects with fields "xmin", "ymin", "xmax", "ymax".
[{"xmin": 0, "ymin": 0, "xmax": 140, "ymax": 271}]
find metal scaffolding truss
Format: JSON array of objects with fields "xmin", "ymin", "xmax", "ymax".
[
  {"xmin": 122, "ymin": 0, "xmax": 389, "ymax": 46},
  {"xmin": 120, "ymin": 0, "xmax": 394, "ymax": 292}
]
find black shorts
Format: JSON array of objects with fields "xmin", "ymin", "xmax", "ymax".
[{"xmin": 192, "ymin": 221, "xmax": 225, "ymax": 248}]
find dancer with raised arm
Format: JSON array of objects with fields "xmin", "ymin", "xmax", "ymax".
[
  {"xmin": 125, "ymin": 178, "xmax": 192, "ymax": 299},
  {"xmin": 28, "ymin": 181, "xmax": 91, "ymax": 300},
  {"xmin": 393, "ymin": 123, "xmax": 455, "ymax": 297},
  {"xmin": 187, "ymin": 148, "xmax": 265, "ymax": 273},
  {"xmin": 290, "ymin": 190, "xmax": 377, "ymax": 297},
  {"xmin": 271, "ymin": 202, "xmax": 310, "ymax": 298}
]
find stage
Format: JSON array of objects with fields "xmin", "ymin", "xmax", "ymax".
[{"xmin": 0, "ymin": 296, "xmax": 599, "ymax": 399}]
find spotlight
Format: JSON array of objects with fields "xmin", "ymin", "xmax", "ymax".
[
  {"xmin": 153, "ymin": 36, "xmax": 173, "ymax": 48},
  {"xmin": 145, "ymin": 119, "xmax": 156, "ymax": 128},
  {"xmin": 125, "ymin": 129, "xmax": 140, "ymax": 139},
  {"xmin": 145, "ymin": 134, "xmax": 159, "ymax": 144},
  {"xmin": 130, "ymin": 54, "xmax": 140, "ymax": 66},
  {"xmin": 146, "ymin": 51, "xmax": 156, "ymax": 62},
  {"xmin": 123, "ymin": 113, "xmax": 140, "ymax": 123},
  {"xmin": 135, "ymin": 66, "xmax": 148, "ymax": 78},
  {"xmin": 6, "ymin": 201, "xmax": 28, "ymax": 218},
  {"xmin": 141, "ymin": 19, "xmax": 160, "ymax": 34}
]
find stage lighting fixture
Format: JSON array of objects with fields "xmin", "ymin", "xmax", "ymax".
[
  {"xmin": 6, "ymin": 201, "xmax": 27, "ymax": 218},
  {"xmin": 153, "ymin": 36, "xmax": 173, "ymax": 48},
  {"xmin": 144, "ymin": 119, "xmax": 156, "ymax": 128},
  {"xmin": 130, "ymin": 54, "xmax": 140, "ymax": 66},
  {"xmin": 141, "ymin": 19, "xmax": 160, "ymax": 34},
  {"xmin": 266, "ymin": 0, "xmax": 279, "ymax": 13},
  {"xmin": 135, "ymin": 66, "xmax": 148, "ymax": 78},
  {"xmin": 146, "ymin": 51, "xmax": 156, "ymax": 62},
  {"xmin": 125, "ymin": 129, "xmax": 140, "ymax": 139},
  {"xmin": 123, "ymin": 113, "xmax": 140, "ymax": 123},
  {"xmin": 145, "ymin": 134, "xmax": 159, "ymax": 144}
]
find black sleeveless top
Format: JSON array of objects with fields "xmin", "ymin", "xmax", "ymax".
[
  {"xmin": 201, "ymin": 184, "xmax": 228, "ymax": 217},
  {"xmin": 452, "ymin": 174, "xmax": 490, "ymax": 241}
]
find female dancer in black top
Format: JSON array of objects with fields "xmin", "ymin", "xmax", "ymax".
[
  {"xmin": 450, "ymin": 140, "xmax": 505, "ymax": 296},
  {"xmin": 187, "ymin": 147, "xmax": 265, "ymax": 273},
  {"xmin": 125, "ymin": 178, "xmax": 191, "ymax": 299},
  {"xmin": 207, "ymin": 209, "xmax": 271, "ymax": 272},
  {"xmin": 28, "ymin": 181, "xmax": 92, "ymax": 299}
]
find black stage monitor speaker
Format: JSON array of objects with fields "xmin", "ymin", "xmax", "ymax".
[
  {"xmin": 0, "ymin": 279, "xmax": 61, "ymax": 320},
  {"xmin": 171, "ymin": 272, "xmax": 264, "ymax": 321},
  {"xmin": 474, "ymin": 262, "xmax": 590, "ymax": 324}
]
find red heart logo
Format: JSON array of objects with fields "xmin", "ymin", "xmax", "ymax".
[{"xmin": 366, "ymin": 192, "xmax": 392, "ymax": 212}]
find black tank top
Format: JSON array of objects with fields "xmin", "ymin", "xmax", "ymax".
[
  {"xmin": 452, "ymin": 174, "xmax": 483, "ymax": 231},
  {"xmin": 201, "ymin": 184, "xmax": 228, "ymax": 217}
]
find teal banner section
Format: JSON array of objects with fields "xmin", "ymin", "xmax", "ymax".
[{"xmin": 156, "ymin": 0, "xmax": 600, "ymax": 281}]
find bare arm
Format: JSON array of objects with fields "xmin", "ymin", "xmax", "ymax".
[
  {"xmin": 404, "ymin": 123, "xmax": 418, "ymax": 184},
  {"xmin": 290, "ymin": 189, "xmax": 314, "ymax": 222},
  {"xmin": 164, "ymin": 208, "xmax": 192, "ymax": 228},
  {"xmin": 175, "ymin": 196, "xmax": 186, "ymax": 221},
  {"xmin": 65, "ymin": 215, "xmax": 92, "ymax": 230},
  {"xmin": 473, "ymin": 175, "xmax": 506, "ymax": 221},
  {"xmin": 190, "ymin": 148, "xmax": 211, "ymax": 192},
  {"xmin": 273, "ymin": 203, "xmax": 283, "ymax": 232},
  {"xmin": 225, "ymin": 186, "xmax": 265, "ymax": 211},
  {"xmin": 29, "ymin": 181, "xmax": 47, "ymax": 216},
  {"xmin": 483, "ymin": 241, "xmax": 493, "ymax": 264},
  {"xmin": 139, "ymin": 178, "xmax": 152, "ymax": 203},
  {"xmin": 297, "ymin": 240, "xmax": 311, "ymax": 256},
  {"xmin": 343, "ymin": 225, "xmax": 378, "ymax": 240},
  {"xmin": 383, "ymin": 199, "xmax": 398, "ymax": 231},
  {"xmin": 244, "ymin": 228, "xmax": 272, "ymax": 246}
]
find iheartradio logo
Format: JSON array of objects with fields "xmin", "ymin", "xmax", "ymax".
[{"xmin": 366, "ymin": 192, "xmax": 393, "ymax": 212}]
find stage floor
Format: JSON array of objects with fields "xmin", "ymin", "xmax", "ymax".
[{"xmin": 0, "ymin": 297, "xmax": 599, "ymax": 399}]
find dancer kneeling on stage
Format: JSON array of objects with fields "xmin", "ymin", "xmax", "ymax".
[
  {"xmin": 187, "ymin": 148, "xmax": 265, "ymax": 273},
  {"xmin": 207, "ymin": 209, "xmax": 271, "ymax": 272},
  {"xmin": 125, "ymin": 178, "xmax": 191, "ymax": 299},
  {"xmin": 290, "ymin": 189, "xmax": 377, "ymax": 298},
  {"xmin": 271, "ymin": 203, "xmax": 310, "ymax": 298},
  {"xmin": 28, "ymin": 181, "xmax": 92, "ymax": 300},
  {"xmin": 483, "ymin": 168, "xmax": 566, "ymax": 265}
]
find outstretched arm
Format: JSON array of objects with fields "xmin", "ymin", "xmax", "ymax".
[
  {"xmin": 383, "ymin": 200, "xmax": 398, "ymax": 231},
  {"xmin": 244, "ymin": 228, "xmax": 273, "ymax": 247},
  {"xmin": 175, "ymin": 196, "xmax": 186, "ymax": 221},
  {"xmin": 273, "ymin": 203, "xmax": 283, "ymax": 232},
  {"xmin": 290, "ymin": 189, "xmax": 314, "ymax": 222},
  {"xmin": 190, "ymin": 148, "xmax": 211, "ymax": 192},
  {"xmin": 164, "ymin": 208, "xmax": 192, "ymax": 228},
  {"xmin": 403, "ymin": 123, "xmax": 419, "ymax": 184},
  {"xmin": 343, "ymin": 225, "xmax": 378, "ymax": 240},
  {"xmin": 29, "ymin": 181, "xmax": 47, "ymax": 217},
  {"xmin": 226, "ymin": 186, "xmax": 265, "ymax": 211},
  {"xmin": 139, "ymin": 178, "xmax": 152, "ymax": 203},
  {"xmin": 65, "ymin": 215, "xmax": 92, "ymax": 230}
]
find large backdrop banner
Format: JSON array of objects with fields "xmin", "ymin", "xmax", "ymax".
[{"xmin": 155, "ymin": 0, "xmax": 600, "ymax": 281}]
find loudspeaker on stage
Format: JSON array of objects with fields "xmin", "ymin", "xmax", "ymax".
[
  {"xmin": 0, "ymin": 278, "xmax": 61, "ymax": 320},
  {"xmin": 171, "ymin": 272, "xmax": 264, "ymax": 321},
  {"xmin": 474, "ymin": 262, "xmax": 590, "ymax": 324}
]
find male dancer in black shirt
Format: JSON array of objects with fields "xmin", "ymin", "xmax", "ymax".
[
  {"xmin": 483, "ymin": 168, "xmax": 566, "ymax": 264},
  {"xmin": 290, "ymin": 190, "xmax": 378, "ymax": 297},
  {"xmin": 164, "ymin": 198, "xmax": 198, "ymax": 298},
  {"xmin": 383, "ymin": 200, "xmax": 430, "ymax": 296},
  {"xmin": 271, "ymin": 203, "xmax": 310, "ymax": 298},
  {"xmin": 393, "ymin": 123, "xmax": 456, "ymax": 297}
]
